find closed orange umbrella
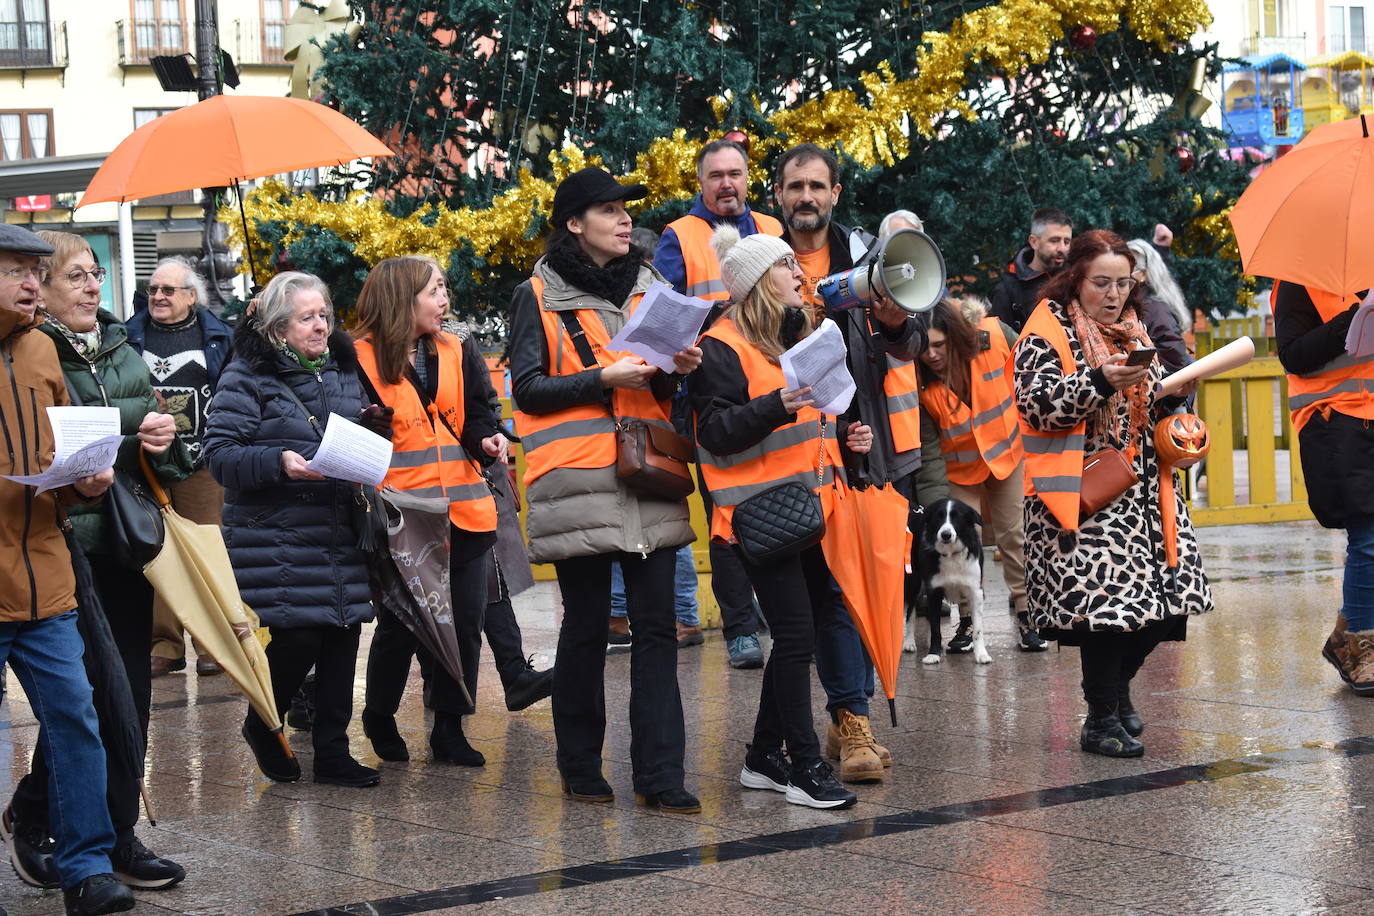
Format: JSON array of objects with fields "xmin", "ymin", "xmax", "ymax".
[
  {"xmin": 820, "ymin": 480, "xmax": 910, "ymax": 726},
  {"xmin": 1229, "ymin": 113, "xmax": 1374, "ymax": 296},
  {"xmin": 80, "ymin": 95, "xmax": 392, "ymax": 205}
]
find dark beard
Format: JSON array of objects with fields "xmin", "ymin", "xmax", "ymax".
[{"xmin": 786, "ymin": 209, "xmax": 828, "ymax": 234}]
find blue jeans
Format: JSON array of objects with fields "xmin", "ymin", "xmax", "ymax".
[
  {"xmin": 611, "ymin": 544, "xmax": 700, "ymax": 626},
  {"xmin": 0, "ymin": 611, "xmax": 114, "ymax": 888},
  {"xmin": 814, "ymin": 574, "xmax": 875, "ymax": 718},
  {"xmin": 1345, "ymin": 520, "xmax": 1374, "ymax": 632}
]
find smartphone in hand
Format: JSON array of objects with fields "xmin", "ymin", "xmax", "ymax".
[{"xmin": 1124, "ymin": 347, "xmax": 1157, "ymax": 367}]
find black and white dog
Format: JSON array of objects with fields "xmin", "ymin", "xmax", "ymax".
[{"xmin": 902, "ymin": 498, "xmax": 991, "ymax": 665}]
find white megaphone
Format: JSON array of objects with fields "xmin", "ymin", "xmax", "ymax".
[{"xmin": 815, "ymin": 228, "xmax": 946, "ymax": 314}]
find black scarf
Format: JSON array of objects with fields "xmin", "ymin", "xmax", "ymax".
[{"xmin": 544, "ymin": 243, "xmax": 643, "ymax": 307}]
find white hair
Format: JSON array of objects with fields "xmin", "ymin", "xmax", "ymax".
[
  {"xmin": 253, "ymin": 271, "xmax": 334, "ymax": 346},
  {"xmin": 1126, "ymin": 239, "xmax": 1190, "ymax": 333},
  {"xmin": 152, "ymin": 256, "xmax": 208, "ymax": 308},
  {"xmin": 878, "ymin": 209, "xmax": 924, "ymax": 237}
]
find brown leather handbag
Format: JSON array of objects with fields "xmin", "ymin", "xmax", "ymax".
[
  {"xmin": 1079, "ymin": 447, "xmax": 1139, "ymax": 517},
  {"xmin": 616, "ymin": 419, "xmax": 695, "ymax": 500}
]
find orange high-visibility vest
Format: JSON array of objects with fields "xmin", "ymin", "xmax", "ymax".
[
  {"xmin": 668, "ymin": 211, "xmax": 783, "ymax": 300},
  {"xmin": 884, "ymin": 357, "xmax": 922, "ymax": 454},
  {"xmin": 1275, "ymin": 281, "xmax": 1374, "ymax": 434},
  {"xmin": 1012, "ymin": 300, "xmax": 1088, "ymax": 530},
  {"xmin": 512, "ymin": 276, "xmax": 675, "ymax": 485},
  {"xmin": 920, "ymin": 317, "xmax": 1023, "ymax": 486},
  {"xmin": 696, "ymin": 317, "xmax": 841, "ymax": 541},
  {"xmin": 355, "ymin": 334, "xmax": 497, "ymax": 533}
]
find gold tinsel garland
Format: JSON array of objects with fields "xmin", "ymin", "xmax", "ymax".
[{"xmin": 225, "ymin": 0, "xmax": 1213, "ymax": 282}]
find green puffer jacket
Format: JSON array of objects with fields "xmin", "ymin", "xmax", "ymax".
[{"xmin": 38, "ymin": 310, "xmax": 191, "ymax": 557}]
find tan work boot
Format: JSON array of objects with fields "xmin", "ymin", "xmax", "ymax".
[
  {"xmin": 825, "ymin": 719, "xmax": 892, "ymax": 767},
  {"xmin": 831, "ymin": 709, "xmax": 884, "ymax": 783},
  {"xmin": 1326, "ymin": 623, "xmax": 1374, "ymax": 697}
]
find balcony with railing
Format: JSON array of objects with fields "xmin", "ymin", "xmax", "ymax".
[
  {"xmin": 231, "ymin": 19, "xmax": 291, "ymax": 67},
  {"xmin": 117, "ymin": 18, "xmax": 190, "ymax": 67},
  {"xmin": 1240, "ymin": 33, "xmax": 1309, "ymax": 59},
  {"xmin": 0, "ymin": 19, "xmax": 67, "ymax": 69},
  {"xmin": 1328, "ymin": 32, "xmax": 1370, "ymax": 55}
]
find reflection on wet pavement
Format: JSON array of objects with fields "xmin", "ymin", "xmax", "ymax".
[{"xmin": 2, "ymin": 520, "xmax": 1373, "ymax": 914}]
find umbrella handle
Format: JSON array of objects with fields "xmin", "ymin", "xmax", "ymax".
[
  {"xmin": 138, "ymin": 449, "xmax": 172, "ymax": 509},
  {"xmin": 277, "ymin": 729, "xmax": 296, "ymax": 760}
]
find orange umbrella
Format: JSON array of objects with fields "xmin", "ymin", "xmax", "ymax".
[
  {"xmin": 820, "ymin": 480, "xmax": 910, "ymax": 726},
  {"xmin": 1228, "ymin": 113, "xmax": 1374, "ymax": 297},
  {"xmin": 80, "ymin": 95, "xmax": 392, "ymax": 284}
]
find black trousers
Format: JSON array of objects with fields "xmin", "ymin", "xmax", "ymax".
[
  {"xmin": 738, "ymin": 543, "xmax": 833, "ymax": 765},
  {"xmin": 251, "ymin": 623, "xmax": 361, "ymax": 763},
  {"xmin": 696, "ymin": 466, "xmax": 761, "ymax": 639},
  {"xmin": 551, "ymin": 547, "xmax": 686, "ymax": 795},
  {"xmin": 484, "ymin": 571, "xmax": 530, "ymax": 690},
  {"xmin": 13, "ymin": 556, "xmax": 152, "ymax": 844},
  {"xmin": 365, "ymin": 528, "xmax": 492, "ymax": 719},
  {"xmin": 1078, "ymin": 625, "xmax": 1175, "ymax": 714}
]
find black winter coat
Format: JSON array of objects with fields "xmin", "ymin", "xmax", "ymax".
[
  {"xmin": 989, "ymin": 246, "xmax": 1051, "ymax": 333},
  {"xmin": 204, "ymin": 324, "xmax": 374, "ymax": 629},
  {"xmin": 1274, "ymin": 282, "xmax": 1374, "ymax": 529}
]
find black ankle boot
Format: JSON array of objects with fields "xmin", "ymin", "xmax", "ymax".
[
  {"xmin": 361, "ymin": 708, "xmax": 409, "ymax": 762},
  {"xmin": 430, "ymin": 712, "xmax": 484, "ymax": 766},
  {"xmin": 1117, "ymin": 685, "xmax": 1144, "ymax": 738},
  {"xmin": 1080, "ymin": 714, "xmax": 1144, "ymax": 757}
]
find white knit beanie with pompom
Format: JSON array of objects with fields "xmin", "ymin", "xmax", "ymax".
[{"xmin": 710, "ymin": 224, "xmax": 796, "ymax": 302}]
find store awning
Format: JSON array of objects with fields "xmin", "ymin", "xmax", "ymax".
[{"xmin": 0, "ymin": 153, "xmax": 108, "ymax": 199}]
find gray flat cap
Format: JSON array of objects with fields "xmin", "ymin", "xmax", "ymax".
[{"xmin": 0, "ymin": 224, "xmax": 54, "ymax": 257}]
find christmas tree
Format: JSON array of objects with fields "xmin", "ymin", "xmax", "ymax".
[{"xmin": 241, "ymin": 0, "xmax": 1247, "ymax": 334}]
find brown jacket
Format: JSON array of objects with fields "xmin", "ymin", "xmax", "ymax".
[{"xmin": 0, "ymin": 307, "xmax": 77, "ymax": 622}]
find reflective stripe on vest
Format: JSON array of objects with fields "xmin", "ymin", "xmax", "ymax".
[
  {"xmin": 1012, "ymin": 300, "xmax": 1087, "ymax": 530},
  {"xmin": 920, "ymin": 317, "xmax": 1023, "ymax": 486},
  {"xmin": 669, "ymin": 211, "xmax": 784, "ymax": 301},
  {"xmin": 511, "ymin": 275, "xmax": 673, "ymax": 485},
  {"xmin": 883, "ymin": 357, "xmax": 923, "ymax": 454},
  {"xmin": 355, "ymin": 334, "xmax": 497, "ymax": 533},
  {"xmin": 1276, "ymin": 282, "xmax": 1374, "ymax": 434},
  {"xmin": 696, "ymin": 316, "xmax": 838, "ymax": 541}
]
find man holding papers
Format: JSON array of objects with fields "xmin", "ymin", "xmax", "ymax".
[
  {"xmin": 205, "ymin": 271, "xmax": 380, "ymax": 789},
  {"xmin": 0, "ymin": 224, "xmax": 135, "ymax": 914}
]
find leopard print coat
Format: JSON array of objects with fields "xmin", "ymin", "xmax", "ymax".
[{"xmin": 1012, "ymin": 304, "xmax": 1213, "ymax": 635}]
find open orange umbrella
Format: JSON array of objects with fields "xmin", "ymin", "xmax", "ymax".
[
  {"xmin": 79, "ymin": 95, "xmax": 393, "ymax": 284},
  {"xmin": 1229, "ymin": 113, "xmax": 1374, "ymax": 296},
  {"xmin": 820, "ymin": 480, "xmax": 910, "ymax": 726}
]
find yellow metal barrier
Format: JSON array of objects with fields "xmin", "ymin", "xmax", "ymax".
[{"xmin": 1188, "ymin": 355, "xmax": 1313, "ymax": 526}]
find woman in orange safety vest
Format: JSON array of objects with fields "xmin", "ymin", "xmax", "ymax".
[
  {"xmin": 918, "ymin": 297, "xmax": 1044, "ymax": 653},
  {"xmin": 692, "ymin": 224, "xmax": 874, "ymax": 811},
  {"xmin": 352, "ymin": 256, "xmax": 501, "ymax": 769},
  {"xmin": 1011, "ymin": 230, "xmax": 1212, "ymax": 760},
  {"xmin": 508, "ymin": 167, "xmax": 699, "ymax": 812}
]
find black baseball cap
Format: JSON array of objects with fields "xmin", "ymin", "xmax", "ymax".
[{"xmin": 551, "ymin": 167, "xmax": 647, "ymax": 229}]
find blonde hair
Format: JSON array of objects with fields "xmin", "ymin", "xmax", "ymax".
[
  {"xmin": 729, "ymin": 268, "xmax": 813, "ymax": 363},
  {"xmin": 34, "ymin": 230, "xmax": 93, "ymax": 278}
]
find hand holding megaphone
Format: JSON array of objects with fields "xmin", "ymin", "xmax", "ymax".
[{"xmin": 816, "ymin": 228, "xmax": 947, "ymax": 315}]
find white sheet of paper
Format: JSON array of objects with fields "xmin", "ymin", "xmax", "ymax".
[
  {"xmin": 1345, "ymin": 288, "xmax": 1374, "ymax": 358},
  {"xmin": 606, "ymin": 280, "xmax": 714, "ymax": 372},
  {"xmin": 780, "ymin": 318, "xmax": 856, "ymax": 416},
  {"xmin": 1, "ymin": 406, "xmax": 123, "ymax": 493},
  {"xmin": 306, "ymin": 413, "xmax": 394, "ymax": 487}
]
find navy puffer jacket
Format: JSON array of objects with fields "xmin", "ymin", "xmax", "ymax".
[{"xmin": 204, "ymin": 323, "xmax": 374, "ymax": 629}]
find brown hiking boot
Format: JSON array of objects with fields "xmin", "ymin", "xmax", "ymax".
[
  {"xmin": 832, "ymin": 709, "xmax": 884, "ymax": 783},
  {"xmin": 1322, "ymin": 613, "xmax": 1353, "ymax": 686},
  {"xmin": 825, "ymin": 719, "xmax": 891, "ymax": 767},
  {"xmin": 607, "ymin": 616, "xmax": 631, "ymax": 647},
  {"xmin": 1330, "ymin": 628, "xmax": 1374, "ymax": 697}
]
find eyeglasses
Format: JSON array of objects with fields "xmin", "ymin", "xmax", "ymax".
[
  {"xmin": 1085, "ymin": 276, "xmax": 1139, "ymax": 294},
  {"xmin": 0, "ymin": 265, "xmax": 48, "ymax": 283},
  {"xmin": 775, "ymin": 255, "xmax": 800, "ymax": 271},
  {"xmin": 147, "ymin": 284, "xmax": 192, "ymax": 297},
  {"xmin": 56, "ymin": 267, "xmax": 107, "ymax": 288}
]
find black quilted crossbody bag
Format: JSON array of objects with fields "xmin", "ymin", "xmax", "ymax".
[{"xmin": 731, "ymin": 418, "xmax": 826, "ymax": 566}]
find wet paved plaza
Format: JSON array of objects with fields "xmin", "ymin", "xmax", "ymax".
[{"xmin": 4, "ymin": 519, "xmax": 1374, "ymax": 914}]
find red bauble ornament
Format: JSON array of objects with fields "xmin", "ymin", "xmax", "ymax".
[
  {"xmin": 722, "ymin": 129, "xmax": 750, "ymax": 151},
  {"xmin": 1173, "ymin": 146, "xmax": 1196, "ymax": 174},
  {"xmin": 1069, "ymin": 25, "xmax": 1097, "ymax": 51}
]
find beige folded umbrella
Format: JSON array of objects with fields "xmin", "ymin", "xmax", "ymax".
[{"xmin": 138, "ymin": 453, "xmax": 292, "ymax": 759}]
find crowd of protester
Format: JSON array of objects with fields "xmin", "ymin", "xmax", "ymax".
[{"xmin": 12, "ymin": 132, "xmax": 1374, "ymax": 915}]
